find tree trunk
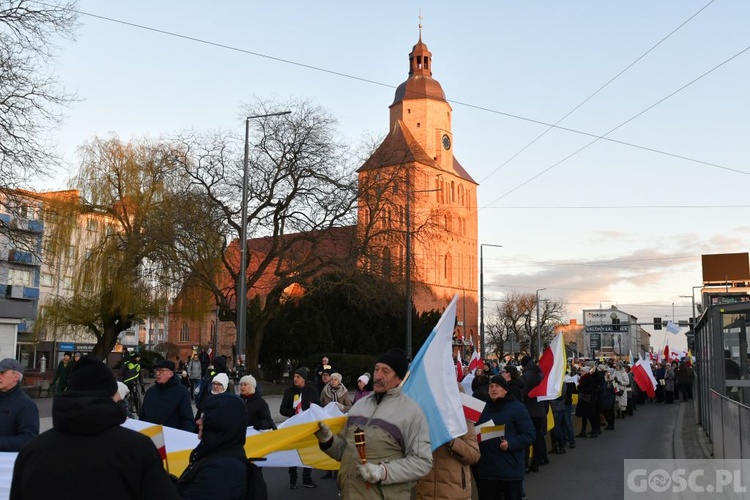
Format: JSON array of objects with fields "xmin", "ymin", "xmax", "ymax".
[{"xmin": 90, "ymin": 322, "xmax": 128, "ymax": 360}]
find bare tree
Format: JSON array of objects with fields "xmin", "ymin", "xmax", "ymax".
[
  {"xmin": 0, "ymin": 0, "xmax": 77, "ymax": 189},
  {"xmin": 485, "ymin": 291, "xmax": 567, "ymax": 359},
  {"xmin": 167, "ymin": 98, "xmax": 359, "ymax": 373}
]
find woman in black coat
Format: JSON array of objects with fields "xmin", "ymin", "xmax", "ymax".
[
  {"xmin": 177, "ymin": 393, "xmax": 249, "ymax": 500},
  {"xmin": 239, "ymin": 375, "xmax": 275, "ymax": 430}
]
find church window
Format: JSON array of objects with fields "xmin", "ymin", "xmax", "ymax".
[
  {"xmin": 180, "ymin": 322, "xmax": 189, "ymax": 342},
  {"xmin": 417, "ymin": 56, "xmax": 422, "ymax": 69},
  {"xmin": 417, "ymin": 122, "xmax": 421, "ymax": 128},
  {"xmin": 444, "ymin": 253, "xmax": 452, "ymax": 283},
  {"xmin": 386, "ymin": 207, "xmax": 392, "ymax": 227},
  {"xmin": 458, "ymin": 185, "xmax": 464, "ymax": 205},
  {"xmin": 382, "ymin": 247, "xmax": 392, "ymax": 278},
  {"xmin": 451, "ymin": 181, "xmax": 455, "ymax": 203}
]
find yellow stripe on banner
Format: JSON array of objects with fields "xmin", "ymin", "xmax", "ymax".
[
  {"xmin": 139, "ymin": 424, "xmax": 163, "ymax": 438},
  {"xmin": 159, "ymin": 416, "xmax": 349, "ymax": 477},
  {"xmin": 165, "ymin": 449, "xmax": 192, "ymax": 476},
  {"xmin": 546, "ymin": 405, "xmax": 554, "ymax": 432}
]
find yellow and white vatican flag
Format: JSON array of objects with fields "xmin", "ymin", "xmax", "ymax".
[{"xmin": 124, "ymin": 402, "xmax": 347, "ymax": 476}]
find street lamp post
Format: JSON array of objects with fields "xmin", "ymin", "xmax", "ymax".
[
  {"xmin": 680, "ymin": 285, "xmax": 703, "ymax": 342},
  {"xmin": 535, "ymin": 288, "xmax": 547, "ymax": 358},
  {"xmin": 479, "ymin": 244, "xmax": 503, "ymax": 360},
  {"xmin": 237, "ymin": 111, "xmax": 291, "ymax": 366},
  {"xmin": 404, "ymin": 170, "xmax": 440, "ymax": 360}
]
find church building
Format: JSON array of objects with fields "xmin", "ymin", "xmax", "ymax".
[{"xmin": 167, "ymin": 32, "xmax": 480, "ymax": 359}]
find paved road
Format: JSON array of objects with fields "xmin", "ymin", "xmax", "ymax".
[{"xmin": 34, "ymin": 393, "xmax": 707, "ymax": 499}]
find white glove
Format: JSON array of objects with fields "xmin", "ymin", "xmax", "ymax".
[
  {"xmin": 315, "ymin": 422, "xmax": 333, "ymax": 443},
  {"xmin": 357, "ymin": 462, "xmax": 387, "ymax": 483}
]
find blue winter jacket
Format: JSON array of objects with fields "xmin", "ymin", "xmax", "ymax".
[{"xmin": 476, "ymin": 395, "xmax": 535, "ymax": 482}]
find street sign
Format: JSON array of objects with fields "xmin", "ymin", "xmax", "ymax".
[
  {"xmin": 59, "ymin": 343, "xmax": 75, "ymax": 351},
  {"xmin": 590, "ymin": 333, "xmax": 601, "ymax": 351}
]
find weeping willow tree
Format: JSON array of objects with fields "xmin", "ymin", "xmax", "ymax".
[{"xmin": 37, "ymin": 136, "xmax": 181, "ymax": 358}]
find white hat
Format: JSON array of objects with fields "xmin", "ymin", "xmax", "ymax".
[
  {"xmin": 240, "ymin": 374, "xmax": 257, "ymax": 389},
  {"xmin": 358, "ymin": 373, "xmax": 370, "ymax": 385},
  {"xmin": 116, "ymin": 381, "xmax": 130, "ymax": 401},
  {"xmin": 212, "ymin": 373, "xmax": 229, "ymax": 391}
]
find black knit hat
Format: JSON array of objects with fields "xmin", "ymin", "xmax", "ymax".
[
  {"xmin": 68, "ymin": 355, "xmax": 118, "ymax": 396},
  {"xmin": 489, "ymin": 374, "xmax": 510, "ymax": 391},
  {"xmin": 520, "ymin": 355, "xmax": 533, "ymax": 368},
  {"xmin": 295, "ymin": 367, "xmax": 309, "ymax": 380},
  {"xmin": 376, "ymin": 348, "xmax": 409, "ymax": 379}
]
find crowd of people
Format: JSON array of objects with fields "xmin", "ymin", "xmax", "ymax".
[{"xmin": 0, "ymin": 346, "xmax": 698, "ymax": 499}]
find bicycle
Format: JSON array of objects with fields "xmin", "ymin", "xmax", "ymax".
[{"xmin": 126, "ymin": 383, "xmax": 145, "ymax": 417}]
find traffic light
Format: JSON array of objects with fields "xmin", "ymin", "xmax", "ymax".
[{"xmin": 654, "ymin": 317, "xmax": 662, "ymax": 330}]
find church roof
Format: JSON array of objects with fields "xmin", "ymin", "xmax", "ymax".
[
  {"xmin": 358, "ymin": 120, "xmax": 477, "ymax": 185},
  {"xmin": 392, "ymin": 36, "xmax": 446, "ymax": 105},
  {"xmin": 358, "ymin": 120, "xmax": 437, "ymax": 172}
]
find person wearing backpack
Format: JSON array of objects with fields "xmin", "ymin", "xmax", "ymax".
[{"xmin": 177, "ymin": 393, "xmax": 250, "ymax": 499}]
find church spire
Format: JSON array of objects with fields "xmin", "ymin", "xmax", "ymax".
[{"xmin": 409, "ymin": 11, "xmax": 432, "ymax": 78}]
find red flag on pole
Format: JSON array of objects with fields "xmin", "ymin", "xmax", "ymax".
[
  {"xmin": 467, "ymin": 350, "xmax": 481, "ymax": 374},
  {"xmin": 456, "ymin": 359, "xmax": 464, "ymax": 382},
  {"xmin": 663, "ymin": 345, "xmax": 670, "ymax": 363}
]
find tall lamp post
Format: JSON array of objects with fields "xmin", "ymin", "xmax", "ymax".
[
  {"xmin": 535, "ymin": 288, "xmax": 547, "ymax": 358},
  {"xmin": 404, "ymin": 171, "xmax": 441, "ymax": 360},
  {"xmin": 479, "ymin": 243, "xmax": 503, "ymax": 360},
  {"xmin": 237, "ymin": 111, "xmax": 291, "ymax": 365},
  {"xmin": 680, "ymin": 285, "xmax": 703, "ymax": 343}
]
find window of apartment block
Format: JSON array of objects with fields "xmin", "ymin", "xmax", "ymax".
[
  {"xmin": 40, "ymin": 273, "xmax": 54, "ymax": 287},
  {"xmin": 7, "ymin": 268, "xmax": 32, "ymax": 287},
  {"xmin": 62, "ymin": 276, "xmax": 73, "ymax": 289}
]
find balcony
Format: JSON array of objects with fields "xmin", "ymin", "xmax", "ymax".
[{"xmin": 8, "ymin": 249, "xmax": 37, "ymax": 266}]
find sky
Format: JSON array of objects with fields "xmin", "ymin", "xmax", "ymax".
[{"xmin": 31, "ymin": 1, "xmax": 750, "ymax": 352}]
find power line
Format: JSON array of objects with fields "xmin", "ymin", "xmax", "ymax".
[
  {"xmin": 483, "ymin": 42, "xmax": 750, "ymax": 206},
  {"xmin": 477, "ymin": 0, "xmax": 718, "ymax": 185},
  {"xmin": 45, "ymin": 2, "xmax": 746, "ymax": 182}
]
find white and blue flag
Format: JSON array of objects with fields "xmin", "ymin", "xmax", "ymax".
[{"xmin": 403, "ymin": 294, "xmax": 467, "ymax": 451}]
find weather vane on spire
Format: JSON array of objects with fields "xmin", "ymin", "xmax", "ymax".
[{"xmin": 418, "ymin": 9, "xmax": 423, "ymax": 38}]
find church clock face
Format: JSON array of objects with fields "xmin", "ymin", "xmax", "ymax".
[{"xmin": 442, "ymin": 134, "xmax": 451, "ymax": 150}]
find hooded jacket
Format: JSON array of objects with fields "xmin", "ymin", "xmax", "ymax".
[
  {"xmin": 10, "ymin": 391, "xmax": 178, "ymax": 500},
  {"xmin": 177, "ymin": 393, "xmax": 248, "ymax": 500}
]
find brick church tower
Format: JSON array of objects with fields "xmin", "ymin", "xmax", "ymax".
[{"xmin": 357, "ymin": 31, "xmax": 479, "ymax": 348}]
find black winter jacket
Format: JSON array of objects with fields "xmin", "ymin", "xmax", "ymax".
[
  {"xmin": 140, "ymin": 376, "xmax": 196, "ymax": 432},
  {"xmin": 242, "ymin": 392, "xmax": 275, "ymax": 430},
  {"xmin": 177, "ymin": 393, "xmax": 248, "ymax": 500},
  {"xmin": 520, "ymin": 362, "xmax": 545, "ymax": 418},
  {"xmin": 279, "ymin": 383, "xmax": 319, "ymax": 417},
  {"xmin": 0, "ymin": 383, "xmax": 39, "ymax": 451},
  {"xmin": 10, "ymin": 391, "xmax": 177, "ymax": 500}
]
